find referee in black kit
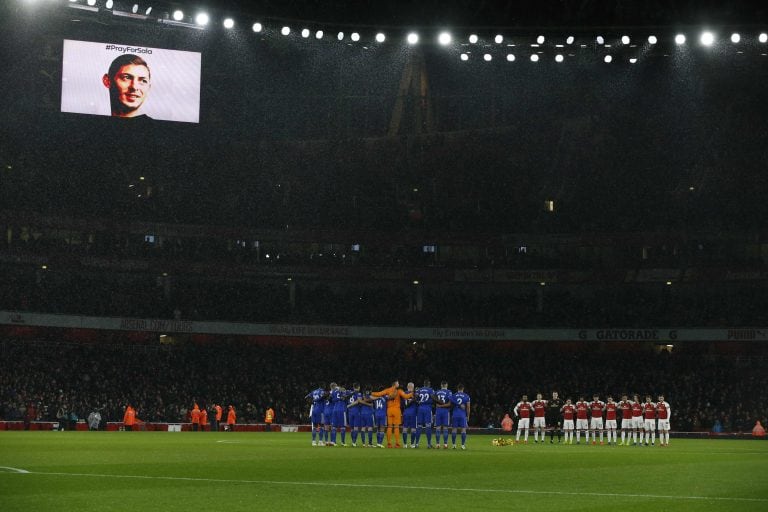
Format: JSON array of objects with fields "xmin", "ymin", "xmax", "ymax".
[{"xmin": 547, "ymin": 391, "xmax": 563, "ymax": 443}]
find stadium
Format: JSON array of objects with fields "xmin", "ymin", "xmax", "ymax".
[{"xmin": 1, "ymin": 0, "xmax": 767, "ymax": 510}]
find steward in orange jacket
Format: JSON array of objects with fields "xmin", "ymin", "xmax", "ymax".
[
  {"xmin": 226, "ymin": 405, "xmax": 236, "ymax": 432},
  {"xmin": 191, "ymin": 403, "xmax": 201, "ymax": 431},
  {"xmin": 200, "ymin": 408, "xmax": 208, "ymax": 432},
  {"xmin": 123, "ymin": 405, "xmax": 136, "ymax": 431},
  {"xmin": 265, "ymin": 407, "xmax": 275, "ymax": 431}
]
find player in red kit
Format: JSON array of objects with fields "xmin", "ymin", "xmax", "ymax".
[
  {"xmin": 589, "ymin": 394, "xmax": 606, "ymax": 445},
  {"xmin": 604, "ymin": 396, "xmax": 618, "ymax": 445},
  {"xmin": 631, "ymin": 394, "xmax": 644, "ymax": 446},
  {"xmin": 642, "ymin": 396, "xmax": 657, "ymax": 446},
  {"xmin": 618, "ymin": 394, "xmax": 634, "ymax": 446},
  {"xmin": 561, "ymin": 398, "xmax": 576, "ymax": 444},
  {"xmin": 575, "ymin": 396, "xmax": 589, "ymax": 444},
  {"xmin": 514, "ymin": 395, "xmax": 533, "ymax": 444},
  {"xmin": 531, "ymin": 393, "xmax": 548, "ymax": 444},
  {"xmin": 656, "ymin": 394, "xmax": 671, "ymax": 446}
]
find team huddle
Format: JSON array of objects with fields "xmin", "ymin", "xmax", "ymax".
[
  {"xmin": 305, "ymin": 380, "xmax": 471, "ymax": 450},
  {"xmin": 512, "ymin": 392, "xmax": 672, "ymax": 446}
]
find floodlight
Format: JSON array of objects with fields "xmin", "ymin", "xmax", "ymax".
[
  {"xmin": 596, "ymin": 35, "xmax": 605, "ymax": 45},
  {"xmin": 731, "ymin": 33, "xmax": 740, "ymax": 43},
  {"xmin": 555, "ymin": 54, "xmax": 564, "ymax": 62},
  {"xmin": 407, "ymin": 32, "xmax": 419, "ymax": 45},
  {"xmin": 351, "ymin": 32, "xmax": 360, "ymax": 42},
  {"xmin": 604, "ymin": 55, "xmax": 612, "ymax": 63},
  {"xmin": 629, "ymin": 57, "xmax": 638, "ymax": 63},
  {"xmin": 375, "ymin": 32, "xmax": 385, "ymax": 43},
  {"xmin": 537, "ymin": 35, "xmax": 545, "ymax": 44},
  {"xmin": 648, "ymin": 35, "xmax": 657, "ymax": 44},
  {"xmin": 506, "ymin": 54, "xmax": 515, "ymax": 62},
  {"xmin": 195, "ymin": 13, "xmax": 209, "ymax": 26},
  {"xmin": 316, "ymin": 30, "xmax": 324, "ymax": 39},
  {"xmin": 301, "ymin": 28, "xmax": 310, "ymax": 38},
  {"xmin": 172, "ymin": 10, "xmax": 183, "ymax": 21},
  {"xmin": 337, "ymin": 31, "xmax": 344, "ymax": 40},
  {"xmin": 131, "ymin": 4, "xmax": 138, "ymax": 13},
  {"xmin": 494, "ymin": 34, "xmax": 503, "ymax": 44},
  {"xmin": 460, "ymin": 53, "xmax": 469, "ymax": 61},
  {"xmin": 145, "ymin": 6, "xmax": 152, "ymax": 15},
  {"xmin": 281, "ymin": 26, "xmax": 291, "ymax": 36},
  {"xmin": 566, "ymin": 36, "xmax": 574, "ymax": 45},
  {"xmin": 760, "ymin": 33, "xmax": 768, "ymax": 43},
  {"xmin": 438, "ymin": 32, "xmax": 452, "ymax": 46},
  {"xmin": 675, "ymin": 34, "xmax": 686, "ymax": 44},
  {"xmin": 700, "ymin": 31, "xmax": 714, "ymax": 46},
  {"xmin": 223, "ymin": 18, "xmax": 235, "ymax": 29},
  {"xmin": 252, "ymin": 22, "xmax": 263, "ymax": 32},
  {"xmin": 621, "ymin": 35, "xmax": 630, "ymax": 45},
  {"xmin": 106, "ymin": 0, "xmax": 114, "ymax": 7},
  {"xmin": 483, "ymin": 54, "xmax": 492, "ymax": 61},
  {"xmin": 87, "ymin": 0, "xmax": 96, "ymax": 6},
  {"xmin": 530, "ymin": 54, "xmax": 539, "ymax": 62},
  {"xmin": 469, "ymin": 34, "xmax": 478, "ymax": 44}
]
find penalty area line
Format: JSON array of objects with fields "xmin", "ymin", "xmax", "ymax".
[{"xmin": 5, "ymin": 470, "xmax": 767, "ymax": 503}]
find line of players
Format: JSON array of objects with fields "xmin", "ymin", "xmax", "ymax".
[
  {"xmin": 513, "ymin": 392, "xmax": 672, "ymax": 446},
  {"xmin": 305, "ymin": 380, "xmax": 472, "ymax": 449}
]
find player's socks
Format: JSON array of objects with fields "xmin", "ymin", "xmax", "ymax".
[
  {"xmin": 621, "ymin": 431, "xmax": 625, "ymax": 444},
  {"xmin": 599, "ymin": 432, "xmax": 604, "ymax": 443},
  {"xmin": 368, "ymin": 431, "xmax": 373, "ymax": 445},
  {"xmin": 651, "ymin": 432, "xmax": 656, "ymax": 445},
  {"xmin": 377, "ymin": 431, "xmax": 384, "ymax": 445},
  {"xmin": 352, "ymin": 430, "xmax": 358, "ymax": 444},
  {"xmin": 524, "ymin": 430, "xmax": 529, "ymax": 442},
  {"xmin": 515, "ymin": 431, "xmax": 521, "ymax": 442},
  {"xmin": 331, "ymin": 430, "xmax": 337, "ymax": 444},
  {"xmin": 425, "ymin": 427, "xmax": 432, "ymax": 446},
  {"xmin": 575, "ymin": 431, "xmax": 580, "ymax": 443},
  {"xmin": 402, "ymin": 431, "xmax": 408, "ymax": 446},
  {"xmin": 444, "ymin": 431, "xmax": 450, "ymax": 445},
  {"xmin": 534, "ymin": 431, "xmax": 538, "ymax": 442},
  {"xmin": 461, "ymin": 432, "xmax": 467, "ymax": 445},
  {"xmin": 451, "ymin": 432, "xmax": 457, "ymax": 444},
  {"xmin": 341, "ymin": 429, "xmax": 346, "ymax": 444}
]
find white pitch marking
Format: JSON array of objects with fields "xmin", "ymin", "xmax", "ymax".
[
  {"xmin": 215, "ymin": 440, "xmax": 243, "ymax": 444},
  {"xmin": 0, "ymin": 466, "xmax": 30, "ymax": 474},
  {"xmin": 7, "ymin": 470, "xmax": 768, "ymax": 503}
]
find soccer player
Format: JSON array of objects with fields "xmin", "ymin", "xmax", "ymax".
[
  {"xmin": 358, "ymin": 386, "xmax": 375, "ymax": 447},
  {"xmin": 531, "ymin": 393, "xmax": 548, "ymax": 443},
  {"xmin": 513, "ymin": 395, "xmax": 533, "ymax": 443},
  {"xmin": 656, "ymin": 394, "xmax": 671, "ymax": 446},
  {"xmin": 371, "ymin": 391, "xmax": 388, "ymax": 447},
  {"xmin": 434, "ymin": 381, "xmax": 453, "ymax": 448},
  {"xmin": 306, "ymin": 384, "xmax": 327, "ymax": 446},
  {"xmin": 347, "ymin": 383, "xmax": 363, "ymax": 447},
  {"xmin": 402, "ymin": 382, "xmax": 418, "ymax": 448},
  {"xmin": 618, "ymin": 394, "xmax": 633, "ymax": 446},
  {"xmin": 604, "ymin": 395, "xmax": 618, "ymax": 445},
  {"xmin": 372, "ymin": 380, "xmax": 413, "ymax": 448},
  {"xmin": 330, "ymin": 384, "xmax": 351, "ymax": 446},
  {"xmin": 322, "ymin": 387, "xmax": 335, "ymax": 446},
  {"xmin": 589, "ymin": 394, "xmax": 606, "ymax": 445},
  {"xmin": 631, "ymin": 394, "xmax": 644, "ymax": 446},
  {"xmin": 561, "ymin": 398, "xmax": 576, "ymax": 444},
  {"xmin": 414, "ymin": 379, "xmax": 435, "ymax": 448},
  {"xmin": 575, "ymin": 396, "xmax": 589, "ymax": 444},
  {"xmin": 450, "ymin": 383, "xmax": 471, "ymax": 449},
  {"xmin": 547, "ymin": 391, "xmax": 563, "ymax": 443},
  {"xmin": 642, "ymin": 395, "xmax": 657, "ymax": 446}
]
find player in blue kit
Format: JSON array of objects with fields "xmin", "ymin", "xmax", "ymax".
[
  {"xmin": 434, "ymin": 381, "xmax": 453, "ymax": 449},
  {"xmin": 450, "ymin": 383, "xmax": 471, "ymax": 450},
  {"xmin": 358, "ymin": 386, "xmax": 375, "ymax": 447},
  {"xmin": 372, "ymin": 392, "xmax": 388, "ymax": 448},
  {"xmin": 330, "ymin": 384, "xmax": 350, "ymax": 446},
  {"xmin": 402, "ymin": 382, "xmax": 417, "ymax": 448},
  {"xmin": 322, "ymin": 385, "xmax": 335, "ymax": 446},
  {"xmin": 305, "ymin": 384, "xmax": 327, "ymax": 446},
  {"xmin": 414, "ymin": 379, "xmax": 435, "ymax": 448},
  {"xmin": 347, "ymin": 383, "xmax": 363, "ymax": 447}
]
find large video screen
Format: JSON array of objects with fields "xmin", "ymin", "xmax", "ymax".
[{"xmin": 61, "ymin": 39, "xmax": 201, "ymax": 123}]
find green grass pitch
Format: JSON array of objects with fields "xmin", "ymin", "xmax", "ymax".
[{"xmin": 1, "ymin": 432, "xmax": 766, "ymax": 511}]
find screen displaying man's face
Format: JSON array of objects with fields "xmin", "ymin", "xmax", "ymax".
[{"xmin": 103, "ymin": 63, "xmax": 151, "ymax": 116}]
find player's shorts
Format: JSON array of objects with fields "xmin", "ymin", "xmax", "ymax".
[
  {"xmin": 517, "ymin": 418, "xmax": 530, "ymax": 430},
  {"xmin": 358, "ymin": 410, "xmax": 374, "ymax": 428},
  {"xmin": 605, "ymin": 419, "xmax": 618, "ymax": 430},
  {"xmin": 348, "ymin": 412, "xmax": 360, "ymax": 429},
  {"xmin": 590, "ymin": 418, "xmax": 604, "ymax": 430},
  {"xmin": 322, "ymin": 411, "xmax": 333, "ymax": 425},
  {"xmin": 621, "ymin": 419, "xmax": 633, "ymax": 429},
  {"xmin": 451, "ymin": 414, "xmax": 468, "ymax": 429},
  {"xmin": 332, "ymin": 410, "xmax": 347, "ymax": 428},
  {"xmin": 310, "ymin": 406, "xmax": 324, "ymax": 426},
  {"xmin": 533, "ymin": 417, "xmax": 546, "ymax": 428},
  {"xmin": 403, "ymin": 409, "xmax": 417, "ymax": 429},
  {"xmin": 576, "ymin": 419, "xmax": 589, "ymax": 430},
  {"xmin": 657, "ymin": 419, "xmax": 671, "ymax": 431},
  {"xmin": 643, "ymin": 419, "xmax": 656, "ymax": 431},
  {"xmin": 563, "ymin": 419, "xmax": 575, "ymax": 430},
  {"xmin": 417, "ymin": 407, "xmax": 433, "ymax": 428},
  {"xmin": 632, "ymin": 417, "xmax": 643, "ymax": 429},
  {"xmin": 435, "ymin": 409, "xmax": 450, "ymax": 427},
  {"xmin": 374, "ymin": 413, "xmax": 387, "ymax": 428}
]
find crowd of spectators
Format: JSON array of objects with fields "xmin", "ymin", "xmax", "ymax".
[{"xmin": 1, "ymin": 337, "xmax": 765, "ymax": 434}]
